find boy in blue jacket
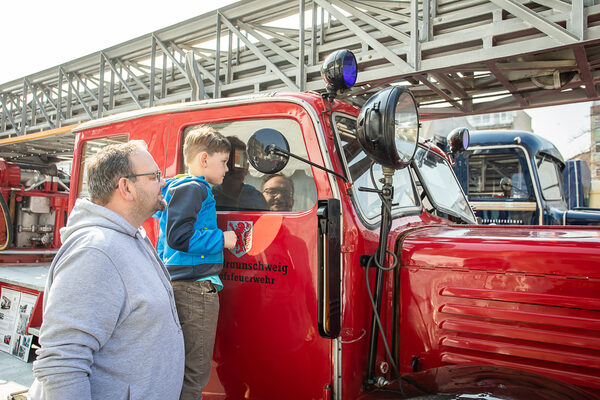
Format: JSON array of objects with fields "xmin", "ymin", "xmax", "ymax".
[{"xmin": 155, "ymin": 126, "xmax": 237, "ymax": 400}]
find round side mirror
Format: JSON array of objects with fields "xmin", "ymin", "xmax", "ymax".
[
  {"xmin": 321, "ymin": 49, "xmax": 358, "ymax": 92},
  {"xmin": 447, "ymin": 127, "xmax": 470, "ymax": 155},
  {"xmin": 357, "ymin": 86, "xmax": 420, "ymax": 169},
  {"xmin": 247, "ymin": 128, "xmax": 290, "ymax": 174}
]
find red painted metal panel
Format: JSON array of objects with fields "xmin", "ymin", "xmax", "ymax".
[
  {"xmin": 440, "ymin": 319, "xmax": 600, "ymax": 350},
  {"xmin": 441, "ymin": 287, "xmax": 600, "ymax": 310},
  {"xmin": 440, "ymin": 303, "xmax": 600, "ymax": 330},
  {"xmin": 440, "ymin": 335, "xmax": 600, "ymax": 369},
  {"xmin": 166, "ymin": 99, "xmax": 332, "ymax": 399},
  {"xmin": 398, "ymin": 224, "xmax": 600, "ymax": 394},
  {"xmin": 439, "ymin": 353, "xmax": 600, "ymax": 391}
]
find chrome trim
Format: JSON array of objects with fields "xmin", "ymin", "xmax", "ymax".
[
  {"xmin": 470, "ymin": 201, "xmax": 537, "ymax": 211},
  {"xmin": 334, "ymin": 337, "xmax": 342, "ymax": 400},
  {"xmin": 468, "ymin": 144, "xmax": 542, "ymax": 225},
  {"xmin": 0, "ymin": 249, "xmax": 58, "ymax": 255}
]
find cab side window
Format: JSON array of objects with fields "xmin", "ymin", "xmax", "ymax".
[
  {"xmin": 536, "ymin": 154, "xmax": 563, "ymax": 201},
  {"xmin": 468, "ymin": 148, "xmax": 533, "ymax": 200},
  {"xmin": 77, "ymin": 135, "xmax": 129, "ymax": 199},
  {"xmin": 181, "ymin": 119, "xmax": 317, "ymax": 212}
]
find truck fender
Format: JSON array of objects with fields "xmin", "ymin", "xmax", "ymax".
[{"xmin": 357, "ymin": 365, "xmax": 598, "ymax": 400}]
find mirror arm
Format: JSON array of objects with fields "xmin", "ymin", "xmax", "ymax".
[
  {"xmin": 364, "ymin": 166, "xmax": 398, "ymax": 385},
  {"xmin": 266, "ymin": 145, "xmax": 348, "ymax": 182}
]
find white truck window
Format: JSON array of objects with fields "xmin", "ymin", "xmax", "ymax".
[
  {"xmin": 468, "ymin": 149, "xmax": 532, "ymax": 200},
  {"xmin": 536, "ymin": 154, "xmax": 563, "ymax": 201},
  {"xmin": 77, "ymin": 135, "xmax": 129, "ymax": 199},
  {"xmin": 334, "ymin": 115, "xmax": 418, "ymax": 222},
  {"xmin": 182, "ymin": 119, "xmax": 317, "ymax": 212}
]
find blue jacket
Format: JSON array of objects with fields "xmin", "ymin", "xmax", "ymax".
[{"xmin": 154, "ymin": 175, "xmax": 224, "ymax": 281}]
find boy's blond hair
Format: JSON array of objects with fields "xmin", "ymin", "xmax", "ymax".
[{"xmin": 183, "ymin": 126, "xmax": 231, "ymax": 166}]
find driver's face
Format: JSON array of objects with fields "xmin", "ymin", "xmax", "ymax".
[{"xmin": 262, "ymin": 176, "xmax": 294, "ymax": 211}]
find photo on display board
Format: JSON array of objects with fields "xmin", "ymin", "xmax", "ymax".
[
  {"xmin": 1, "ymin": 295, "xmax": 11, "ymax": 310},
  {"xmin": 9, "ymin": 333, "xmax": 33, "ymax": 362},
  {"xmin": 16, "ymin": 305, "xmax": 33, "ymax": 335},
  {"xmin": 0, "ymin": 288, "xmax": 20, "ymax": 353},
  {"xmin": 11, "ymin": 334, "xmax": 20, "ymax": 356},
  {"xmin": 0, "ymin": 288, "xmax": 38, "ymax": 359}
]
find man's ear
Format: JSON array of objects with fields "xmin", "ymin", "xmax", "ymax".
[{"xmin": 115, "ymin": 177, "xmax": 135, "ymax": 202}]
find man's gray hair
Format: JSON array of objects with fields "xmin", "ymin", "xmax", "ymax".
[{"xmin": 87, "ymin": 140, "xmax": 148, "ymax": 205}]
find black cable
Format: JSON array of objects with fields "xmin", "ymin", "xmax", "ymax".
[
  {"xmin": 363, "ymin": 175, "xmax": 431, "ymax": 397},
  {"xmin": 365, "ymin": 253, "xmax": 400, "ymax": 371}
]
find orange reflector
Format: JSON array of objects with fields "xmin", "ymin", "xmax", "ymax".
[{"xmin": 247, "ymin": 214, "xmax": 283, "ymax": 255}]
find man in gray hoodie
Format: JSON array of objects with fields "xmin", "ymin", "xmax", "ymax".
[{"xmin": 29, "ymin": 140, "xmax": 184, "ymax": 400}]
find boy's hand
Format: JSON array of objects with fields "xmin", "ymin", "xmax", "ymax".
[{"xmin": 223, "ymin": 231, "xmax": 237, "ymax": 249}]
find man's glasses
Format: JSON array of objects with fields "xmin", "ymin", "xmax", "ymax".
[
  {"xmin": 115, "ymin": 170, "xmax": 162, "ymax": 188},
  {"xmin": 262, "ymin": 188, "xmax": 293, "ymax": 197},
  {"xmin": 125, "ymin": 170, "xmax": 162, "ymax": 182}
]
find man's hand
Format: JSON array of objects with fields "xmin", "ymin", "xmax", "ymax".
[{"xmin": 223, "ymin": 231, "xmax": 237, "ymax": 249}]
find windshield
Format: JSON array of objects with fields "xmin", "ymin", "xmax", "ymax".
[
  {"xmin": 414, "ymin": 146, "xmax": 477, "ymax": 224},
  {"xmin": 536, "ymin": 154, "xmax": 564, "ymax": 201},
  {"xmin": 335, "ymin": 115, "xmax": 419, "ymax": 222}
]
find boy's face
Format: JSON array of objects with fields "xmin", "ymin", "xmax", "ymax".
[{"xmin": 202, "ymin": 151, "xmax": 230, "ymax": 185}]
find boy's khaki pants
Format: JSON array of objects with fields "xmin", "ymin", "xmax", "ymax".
[{"xmin": 172, "ymin": 280, "xmax": 219, "ymax": 400}]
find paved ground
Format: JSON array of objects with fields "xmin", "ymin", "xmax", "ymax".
[{"xmin": 0, "ymin": 350, "xmax": 34, "ymax": 400}]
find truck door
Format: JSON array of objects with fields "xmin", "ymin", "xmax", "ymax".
[{"xmin": 168, "ymin": 101, "xmax": 333, "ymax": 399}]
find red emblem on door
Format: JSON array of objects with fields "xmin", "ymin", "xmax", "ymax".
[{"xmin": 227, "ymin": 221, "xmax": 253, "ymax": 257}]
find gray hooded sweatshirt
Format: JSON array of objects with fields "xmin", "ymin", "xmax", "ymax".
[{"xmin": 30, "ymin": 199, "xmax": 184, "ymax": 400}]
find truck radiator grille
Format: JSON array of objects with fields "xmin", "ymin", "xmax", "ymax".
[{"xmin": 436, "ymin": 286, "xmax": 600, "ymax": 390}]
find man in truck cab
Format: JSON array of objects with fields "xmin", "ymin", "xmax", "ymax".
[
  {"xmin": 261, "ymin": 173, "xmax": 295, "ymax": 212},
  {"xmin": 30, "ymin": 141, "xmax": 184, "ymax": 400}
]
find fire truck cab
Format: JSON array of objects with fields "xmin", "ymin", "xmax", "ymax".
[
  {"xmin": 450, "ymin": 129, "xmax": 600, "ymax": 226},
  {"xmin": 9, "ymin": 50, "xmax": 600, "ymax": 399}
]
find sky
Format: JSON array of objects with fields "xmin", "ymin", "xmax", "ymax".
[
  {"xmin": 527, "ymin": 102, "xmax": 592, "ymax": 159},
  {"xmin": 0, "ymin": 0, "xmax": 237, "ymax": 82},
  {"xmin": 0, "ymin": 0, "xmax": 593, "ymax": 160}
]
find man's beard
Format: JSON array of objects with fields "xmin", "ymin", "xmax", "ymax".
[
  {"xmin": 134, "ymin": 192, "xmax": 166, "ymax": 221},
  {"xmin": 156, "ymin": 197, "xmax": 167, "ymax": 212}
]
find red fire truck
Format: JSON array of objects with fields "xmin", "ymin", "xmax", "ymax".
[{"xmin": 4, "ymin": 50, "xmax": 600, "ymax": 399}]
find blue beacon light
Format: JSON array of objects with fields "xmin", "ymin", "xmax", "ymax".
[
  {"xmin": 321, "ymin": 49, "xmax": 358, "ymax": 93},
  {"xmin": 342, "ymin": 51, "xmax": 357, "ymax": 88},
  {"xmin": 463, "ymin": 131, "xmax": 470, "ymax": 150}
]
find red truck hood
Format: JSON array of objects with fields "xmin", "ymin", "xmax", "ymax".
[{"xmin": 399, "ymin": 224, "xmax": 600, "ymax": 279}]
